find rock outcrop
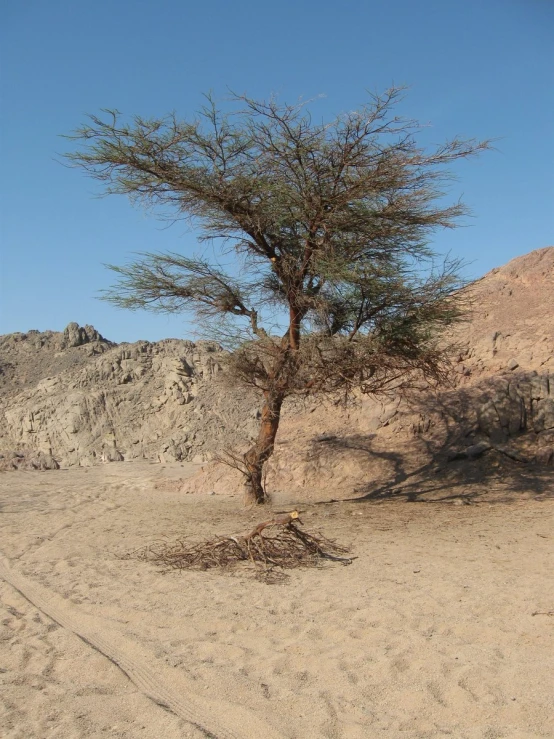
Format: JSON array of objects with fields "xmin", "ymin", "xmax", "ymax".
[
  {"xmin": 0, "ymin": 324, "xmax": 258, "ymax": 468},
  {"xmin": 449, "ymin": 246, "xmax": 554, "ymax": 380},
  {"xmin": 181, "ymin": 248, "xmax": 554, "ymax": 498},
  {"xmin": 59, "ymin": 322, "xmax": 108, "ymax": 349},
  {"xmin": 1, "ymin": 248, "xmax": 553, "ymax": 498}
]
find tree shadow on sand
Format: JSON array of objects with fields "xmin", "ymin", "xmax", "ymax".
[{"xmin": 311, "ymin": 431, "xmax": 554, "ymax": 506}]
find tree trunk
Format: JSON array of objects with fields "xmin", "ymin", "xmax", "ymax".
[{"xmin": 243, "ymin": 389, "xmax": 285, "ymax": 504}]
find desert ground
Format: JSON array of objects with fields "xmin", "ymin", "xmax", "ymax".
[{"xmin": 1, "ymin": 462, "xmax": 552, "ymax": 739}]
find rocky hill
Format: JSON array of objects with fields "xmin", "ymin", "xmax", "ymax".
[
  {"xmin": 182, "ymin": 247, "xmax": 554, "ymax": 500},
  {"xmin": 1, "ymin": 248, "xmax": 553, "ymax": 500},
  {"xmin": 449, "ymin": 245, "xmax": 554, "ymax": 379},
  {"xmin": 0, "ymin": 323, "xmax": 258, "ymax": 470}
]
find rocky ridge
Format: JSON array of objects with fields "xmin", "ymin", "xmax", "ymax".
[
  {"xmin": 182, "ymin": 247, "xmax": 554, "ymax": 499},
  {"xmin": 1, "ymin": 248, "xmax": 553, "ymax": 499},
  {"xmin": 0, "ymin": 326, "xmax": 258, "ymax": 470}
]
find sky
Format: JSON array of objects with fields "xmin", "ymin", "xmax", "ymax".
[{"xmin": 1, "ymin": 0, "xmax": 552, "ymax": 344}]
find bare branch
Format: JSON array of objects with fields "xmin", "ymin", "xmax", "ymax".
[{"xmin": 66, "ymin": 88, "xmax": 492, "ymax": 503}]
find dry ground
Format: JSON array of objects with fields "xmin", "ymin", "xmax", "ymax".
[{"xmin": 1, "ymin": 462, "xmax": 553, "ymax": 739}]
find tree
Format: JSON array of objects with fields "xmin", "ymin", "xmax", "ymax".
[{"xmin": 66, "ymin": 88, "xmax": 490, "ymax": 503}]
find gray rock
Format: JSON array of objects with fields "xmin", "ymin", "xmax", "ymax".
[
  {"xmin": 535, "ymin": 446, "xmax": 554, "ymax": 466},
  {"xmin": 29, "ymin": 454, "xmax": 60, "ymax": 470},
  {"xmin": 533, "ymin": 398, "xmax": 554, "ymax": 432},
  {"xmin": 530, "ymin": 375, "xmax": 550, "ymax": 400},
  {"xmin": 477, "ymin": 389, "xmax": 526, "ymax": 438},
  {"xmin": 103, "ymin": 449, "xmax": 124, "ymax": 462},
  {"xmin": 447, "ymin": 441, "xmax": 491, "ymax": 462},
  {"xmin": 466, "ymin": 441, "xmax": 492, "ymax": 459},
  {"xmin": 60, "ymin": 322, "xmax": 107, "ymax": 349},
  {"xmin": 477, "ymin": 400, "xmax": 500, "ymax": 437}
]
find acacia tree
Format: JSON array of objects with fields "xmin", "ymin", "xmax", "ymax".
[{"xmin": 66, "ymin": 89, "xmax": 489, "ymax": 503}]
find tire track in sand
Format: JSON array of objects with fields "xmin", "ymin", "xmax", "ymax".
[{"xmin": 0, "ymin": 554, "xmax": 285, "ymax": 739}]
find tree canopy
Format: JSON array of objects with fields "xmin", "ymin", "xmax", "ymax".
[{"xmin": 66, "ymin": 88, "xmax": 490, "ymax": 502}]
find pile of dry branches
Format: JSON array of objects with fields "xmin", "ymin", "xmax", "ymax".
[{"xmin": 132, "ymin": 511, "xmax": 352, "ymax": 581}]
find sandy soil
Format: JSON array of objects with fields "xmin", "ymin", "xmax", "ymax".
[{"xmin": 1, "ymin": 462, "xmax": 553, "ymax": 739}]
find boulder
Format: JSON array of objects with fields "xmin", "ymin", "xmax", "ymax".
[
  {"xmin": 59, "ymin": 322, "xmax": 107, "ymax": 349},
  {"xmin": 535, "ymin": 446, "xmax": 554, "ymax": 466},
  {"xmin": 533, "ymin": 398, "xmax": 554, "ymax": 432},
  {"xmin": 29, "ymin": 454, "xmax": 60, "ymax": 470}
]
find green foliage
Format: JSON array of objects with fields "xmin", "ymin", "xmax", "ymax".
[{"xmin": 66, "ymin": 88, "xmax": 490, "ymax": 395}]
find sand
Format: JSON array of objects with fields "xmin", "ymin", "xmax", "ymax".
[{"xmin": 1, "ymin": 462, "xmax": 553, "ymax": 739}]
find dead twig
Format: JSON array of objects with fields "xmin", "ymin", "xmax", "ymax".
[{"xmin": 131, "ymin": 511, "xmax": 353, "ymax": 580}]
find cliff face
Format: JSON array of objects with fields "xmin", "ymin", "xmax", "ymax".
[
  {"xmin": 1, "ymin": 248, "xmax": 553, "ymax": 494},
  {"xmin": 0, "ymin": 328, "xmax": 258, "ymax": 469}
]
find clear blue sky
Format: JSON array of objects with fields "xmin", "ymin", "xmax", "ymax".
[{"xmin": 1, "ymin": 0, "xmax": 552, "ymax": 343}]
